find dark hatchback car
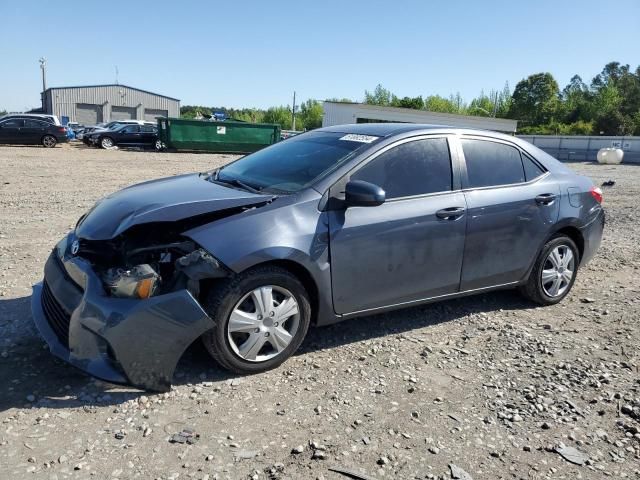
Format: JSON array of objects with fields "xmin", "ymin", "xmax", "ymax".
[
  {"xmin": 32, "ymin": 124, "xmax": 604, "ymax": 391},
  {"xmin": 0, "ymin": 117, "xmax": 68, "ymax": 147},
  {"xmin": 87, "ymin": 123, "xmax": 159, "ymax": 149}
]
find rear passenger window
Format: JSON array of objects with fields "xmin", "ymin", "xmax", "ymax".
[
  {"xmin": 522, "ymin": 154, "xmax": 546, "ymax": 181},
  {"xmin": 461, "ymin": 139, "xmax": 525, "ymax": 188},
  {"xmin": 352, "ymin": 138, "xmax": 452, "ymax": 199},
  {"xmin": 24, "ymin": 119, "xmax": 47, "ymax": 128}
]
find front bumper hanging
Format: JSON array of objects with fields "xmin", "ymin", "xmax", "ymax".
[{"xmin": 31, "ymin": 236, "xmax": 215, "ymax": 392}]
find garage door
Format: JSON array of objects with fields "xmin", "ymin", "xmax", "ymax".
[
  {"xmin": 76, "ymin": 104, "xmax": 103, "ymax": 125},
  {"xmin": 144, "ymin": 108, "xmax": 168, "ymax": 121},
  {"xmin": 111, "ymin": 106, "xmax": 136, "ymax": 121}
]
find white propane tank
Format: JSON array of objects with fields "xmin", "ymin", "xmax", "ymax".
[{"xmin": 597, "ymin": 148, "xmax": 624, "ymax": 164}]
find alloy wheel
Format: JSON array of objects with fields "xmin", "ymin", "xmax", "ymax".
[
  {"xmin": 101, "ymin": 137, "xmax": 114, "ymax": 149},
  {"xmin": 42, "ymin": 135, "xmax": 57, "ymax": 148},
  {"xmin": 227, "ymin": 286, "xmax": 300, "ymax": 362},
  {"xmin": 541, "ymin": 245, "xmax": 575, "ymax": 297}
]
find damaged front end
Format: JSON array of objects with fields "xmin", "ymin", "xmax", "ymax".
[
  {"xmin": 32, "ymin": 172, "xmax": 277, "ymax": 391},
  {"xmin": 32, "ymin": 222, "xmax": 244, "ymax": 393}
]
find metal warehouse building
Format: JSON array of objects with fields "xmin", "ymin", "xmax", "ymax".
[
  {"xmin": 41, "ymin": 84, "xmax": 180, "ymax": 125},
  {"xmin": 322, "ymin": 101, "xmax": 518, "ymax": 133}
]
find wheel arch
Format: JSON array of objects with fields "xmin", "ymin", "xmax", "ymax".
[
  {"xmin": 239, "ymin": 258, "xmax": 320, "ymax": 326},
  {"xmin": 552, "ymin": 225, "xmax": 584, "ymax": 262}
]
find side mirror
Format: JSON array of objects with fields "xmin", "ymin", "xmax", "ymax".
[{"xmin": 345, "ymin": 180, "xmax": 385, "ymax": 207}]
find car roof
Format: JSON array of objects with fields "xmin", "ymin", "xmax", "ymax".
[
  {"xmin": 318, "ymin": 122, "xmax": 519, "ymax": 139},
  {"xmin": 315, "ymin": 123, "xmax": 572, "ymax": 176}
]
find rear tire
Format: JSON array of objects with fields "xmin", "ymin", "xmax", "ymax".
[
  {"xmin": 42, "ymin": 135, "xmax": 57, "ymax": 148},
  {"xmin": 201, "ymin": 266, "xmax": 311, "ymax": 374},
  {"xmin": 520, "ymin": 234, "xmax": 579, "ymax": 305}
]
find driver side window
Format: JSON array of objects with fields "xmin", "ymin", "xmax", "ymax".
[{"xmin": 351, "ymin": 138, "xmax": 453, "ymax": 199}]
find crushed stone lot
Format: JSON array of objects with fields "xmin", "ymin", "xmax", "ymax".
[{"xmin": 0, "ymin": 144, "xmax": 639, "ymax": 480}]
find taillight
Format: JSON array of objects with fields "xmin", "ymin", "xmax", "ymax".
[
  {"xmin": 590, "ymin": 186, "xmax": 603, "ymax": 204},
  {"xmin": 58, "ymin": 127, "xmax": 66, "ymax": 133}
]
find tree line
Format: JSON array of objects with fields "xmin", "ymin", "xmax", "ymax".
[
  {"xmin": 180, "ymin": 100, "xmax": 324, "ymax": 131},
  {"xmin": 179, "ymin": 61, "xmax": 639, "ymax": 136}
]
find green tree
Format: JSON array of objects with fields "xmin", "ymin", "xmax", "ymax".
[
  {"xmin": 298, "ymin": 99, "xmax": 323, "ymax": 130},
  {"xmin": 509, "ymin": 73, "xmax": 560, "ymax": 126},
  {"xmin": 391, "ymin": 95, "xmax": 424, "ymax": 110},
  {"xmin": 263, "ymin": 106, "xmax": 293, "ymax": 129},
  {"xmin": 424, "ymin": 95, "xmax": 460, "ymax": 113},
  {"xmin": 364, "ymin": 84, "xmax": 393, "ymax": 106}
]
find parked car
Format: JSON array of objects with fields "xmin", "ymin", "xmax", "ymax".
[
  {"xmin": 32, "ymin": 124, "xmax": 604, "ymax": 391},
  {"xmin": 83, "ymin": 121, "xmax": 156, "ymax": 146},
  {"xmin": 0, "ymin": 113, "xmax": 61, "ymax": 126},
  {"xmin": 0, "ymin": 117, "xmax": 68, "ymax": 147},
  {"xmin": 87, "ymin": 123, "xmax": 159, "ymax": 149}
]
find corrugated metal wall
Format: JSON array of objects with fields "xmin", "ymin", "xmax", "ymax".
[
  {"xmin": 518, "ymin": 135, "xmax": 640, "ymax": 164},
  {"xmin": 322, "ymin": 102, "xmax": 518, "ymax": 133},
  {"xmin": 44, "ymin": 85, "xmax": 180, "ymax": 123}
]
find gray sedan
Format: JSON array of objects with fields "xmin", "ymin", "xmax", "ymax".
[{"xmin": 32, "ymin": 124, "xmax": 604, "ymax": 391}]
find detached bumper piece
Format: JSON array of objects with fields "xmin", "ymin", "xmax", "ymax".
[{"xmin": 32, "ymin": 244, "xmax": 215, "ymax": 391}]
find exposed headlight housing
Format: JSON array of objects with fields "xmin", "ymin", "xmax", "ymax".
[{"xmin": 102, "ymin": 264, "xmax": 160, "ymax": 299}]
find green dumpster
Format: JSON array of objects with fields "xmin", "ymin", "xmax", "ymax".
[{"xmin": 157, "ymin": 118, "xmax": 280, "ymax": 153}]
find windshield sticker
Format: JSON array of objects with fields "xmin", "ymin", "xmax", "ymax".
[{"xmin": 339, "ymin": 134, "xmax": 379, "ymax": 143}]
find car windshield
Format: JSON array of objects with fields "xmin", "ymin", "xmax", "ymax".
[{"xmin": 214, "ymin": 131, "xmax": 376, "ymax": 193}]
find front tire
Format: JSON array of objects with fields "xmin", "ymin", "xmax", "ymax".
[
  {"xmin": 42, "ymin": 135, "xmax": 57, "ymax": 148},
  {"xmin": 520, "ymin": 234, "xmax": 579, "ymax": 305},
  {"xmin": 201, "ymin": 266, "xmax": 311, "ymax": 374},
  {"xmin": 100, "ymin": 137, "xmax": 115, "ymax": 149}
]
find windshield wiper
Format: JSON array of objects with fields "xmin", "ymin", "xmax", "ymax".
[{"xmin": 213, "ymin": 173, "xmax": 262, "ymax": 194}]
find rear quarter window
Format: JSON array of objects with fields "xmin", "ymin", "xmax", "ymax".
[{"xmin": 522, "ymin": 153, "xmax": 547, "ymax": 181}]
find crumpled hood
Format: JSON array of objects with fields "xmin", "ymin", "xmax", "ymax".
[{"xmin": 76, "ymin": 173, "xmax": 273, "ymax": 240}]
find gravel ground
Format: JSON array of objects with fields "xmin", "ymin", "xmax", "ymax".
[{"xmin": 0, "ymin": 144, "xmax": 639, "ymax": 480}]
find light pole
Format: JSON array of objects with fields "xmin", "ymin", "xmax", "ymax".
[{"xmin": 39, "ymin": 57, "xmax": 47, "ymax": 111}]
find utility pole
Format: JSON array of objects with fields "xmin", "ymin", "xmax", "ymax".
[
  {"xmin": 115, "ymin": 66, "xmax": 119, "ymax": 85},
  {"xmin": 39, "ymin": 57, "xmax": 47, "ymax": 110},
  {"xmin": 291, "ymin": 91, "xmax": 296, "ymax": 131}
]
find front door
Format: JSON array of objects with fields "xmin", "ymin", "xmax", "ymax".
[
  {"xmin": 119, "ymin": 125, "xmax": 142, "ymax": 145},
  {"xmin": 457, "ymin": 137, "xmax": 560, "ymax": 291},
  {"xmin": 0, "ymin": 118, "xmax": 23, "ymax": 144},
  {"xmin": 328, "ymin": 136, "xmax": 467, "ymax": 314}
]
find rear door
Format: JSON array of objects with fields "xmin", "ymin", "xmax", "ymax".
[
  {"xmin": 0, "ymin": 119, "xmax": 23, "ymax": 143},
  {"xmin": 22, "ymin": 119, "xmax": 49, "ymax": 143},
  {"xmin": 328, "ymin": 136, "xmax": 467, "ymax": 314},
  {"xmin": 140, "ymin": 125, "xmax": 157, "ymax": 145},
  {"xmin": 455, "ymin": 136, "xmax": 559, "ymax": 291}
]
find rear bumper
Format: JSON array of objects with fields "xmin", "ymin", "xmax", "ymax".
[
  {"xmin": 579, "ymin": 206, "xmax": 605, "ymax": 266},
  {"xmin": 31, "ymin": 234, "xmax": 214, "ymax": 391}
]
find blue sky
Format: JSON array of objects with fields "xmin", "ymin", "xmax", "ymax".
[{"xmin": 1, "ymin": 0, "xmax": 638, "ymax": 111}]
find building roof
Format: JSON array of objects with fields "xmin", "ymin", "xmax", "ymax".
[
  {"xmin": 323, "ymin": 101, "xmax": 517, "ymax": 133},
  {"xmin": 44, "ymin": 84, "xmax": 180, "ymax": 101}
]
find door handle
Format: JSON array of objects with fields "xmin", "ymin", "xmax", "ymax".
[
  {"xmin": 535, "ymin": 193, "xmax": 557, "ymax": 205},
  {"xmin": 436, "ymin": 207, "xmax": 466, "ymax": 220}
]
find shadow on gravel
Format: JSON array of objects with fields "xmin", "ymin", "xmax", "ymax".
[
  {"xmin": 301, "ymin": 289, "xmax": 532, "ymax": 354},
  {"xmin": 0, "ymin": 289, "xmax": 533, "ymax": 412}
]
